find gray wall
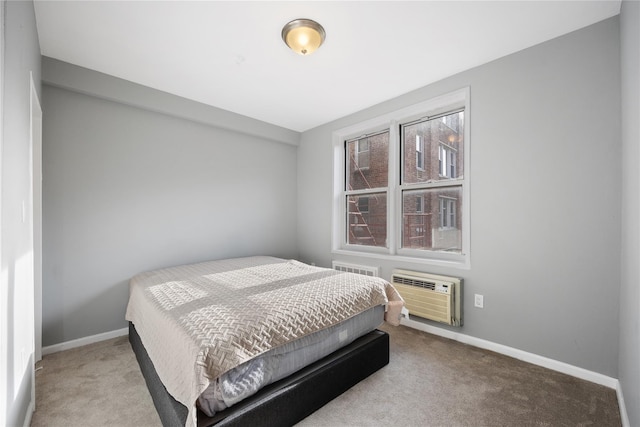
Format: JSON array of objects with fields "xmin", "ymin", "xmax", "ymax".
[
  {"xmin": 619, "ymin": 1, "xmax": 639, "ymax": 425},
  {"xmin": 1, "ymin": 0, "xmax": 41, "ymax": 425},
  {"xmin": 298, "ymin": 17, "xmax": 621, "ymax": 377},
  {"xmin": 37, "ymin": 9, "xmax": 636, "ymax": 421},
  {"xmin": 42, "ymin": 61, "xmax": 298, "ymax": 346}
]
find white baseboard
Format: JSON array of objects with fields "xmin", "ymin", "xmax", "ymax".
[
  {"xmin": 42, "ymin": 327, "xmax": 129, "ymax": 356},
  {"xmin": 616, "ymin": 381, "xmax": 630, "ymax": 427},
  {"xmin": 400, "ymin": 317, "xmax": 618, "ymax": 388},
  {"xmin": 400, "ymin": 317, "xmax": 630, "ymax": 424},
  {"xmin": 22, "ymin": 399, "xmax": 34, "ymax": 427}
]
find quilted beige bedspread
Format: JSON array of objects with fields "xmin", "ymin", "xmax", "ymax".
[{"xmin": 125, "ymin": 256, "xmax": 403, "ymax": 427}]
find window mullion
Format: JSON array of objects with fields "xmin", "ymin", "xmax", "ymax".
[
  {"xmin": 345, "ymin": 187, "xmax": 387, "ymax": 197},
  {"xmin": 402, "ymin": 180, "xmax": 464, "ymax": 191},
  {"xmin": 388, "ymin": 120, "xmax": 399, "ymax": 255}
]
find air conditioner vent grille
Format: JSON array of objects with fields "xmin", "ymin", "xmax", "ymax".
[{"xmin": 393, "ymin": 276, "xmax": 436, "ymax": 290}]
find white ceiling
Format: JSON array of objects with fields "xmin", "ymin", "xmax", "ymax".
[{"xmin": 34, "ymin": 1, "xmax": 621, "ymax": 132}]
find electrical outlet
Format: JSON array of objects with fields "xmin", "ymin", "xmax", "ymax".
[{"xmin": 474, "ymin": 294, "xmax": 484, "ymax": 308}]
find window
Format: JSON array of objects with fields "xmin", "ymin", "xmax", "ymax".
[
  {"xmin": 416, "ymin": 195, "xmax": 424, "ymax": 218},
  {"xmin": 356, "ymin": 139, "xmax": 370, "ymax": 169},
  {"xmin": 416, "ymin": 135, "xmax": 425, "ymax": 170},
  {"xmin": 439, "ymin": 144, "xmax": 457, "ymax": 178},
  {"xmin": 332, "ymin": 88, "xmax": 470, "ymax": 267},
  {"xmin": 439, "ymin": 197, "xmax": 457, "ymax": 229},
  {"xmin": 345, "ymin": 131, "xmax": 389, "ymax": 247}
]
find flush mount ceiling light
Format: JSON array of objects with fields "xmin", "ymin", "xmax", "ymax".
[{"xmin": 281, "ymin": 18, "xmax": 326, "ymax": 55}]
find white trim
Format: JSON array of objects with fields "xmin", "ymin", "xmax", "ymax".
[
  {"xmin": 0, "ymin": 1, "xmax": 6, "ymax": 424},
  {"xmin": 42, "ymin": 328, "xmax": 129, "ymax": 356},
  {"xmin": 30, "ymin": 72, "xmax": 43, "ymax": 364},
  {"xmin": 332, "ymin": 87, "xmax": 471, "ymax": 269},
  {"xmin": 22, "ymin": 399, "xmax": 34, "ymax": 427},
  {"xmin": 332, "ymin": 248, "xmax": 470, "ymax": 270},
  {"xmin": 400, "ymin": 317, "xmax": 618, "ymax": 389},
  {"xmin": 616, "ymin": 381, "xmax": 630, "ymax": 427}
]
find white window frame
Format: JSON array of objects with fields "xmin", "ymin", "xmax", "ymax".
[{"xmin": 332, "ymin": 87, "xmax": 470, "ymax": 269}]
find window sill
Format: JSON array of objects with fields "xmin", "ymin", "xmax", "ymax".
[{"xmin": 331, "ymin": 248, "xmax": 470, "ymax": 271}]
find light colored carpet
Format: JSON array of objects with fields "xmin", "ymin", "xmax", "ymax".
[
  {"xmin": 31, "ymin": 335, "xmax": 160, "ymax": 427},
  {"xmin": 32, "ymin": 324, "xmax": 621, "ymax": 427},
  {"xmin": 301, "ymin": 324, "xmax": 621, "ymax": 426}
]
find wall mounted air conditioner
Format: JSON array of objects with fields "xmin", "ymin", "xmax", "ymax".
[{"xmin": 391, "ymin": 269, "xmax": 462, "ymax": 326}]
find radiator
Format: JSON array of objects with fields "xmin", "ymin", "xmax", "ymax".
[
  {"xmin": 332, "ymin": 261, "xmax": 379, "ymax": 277},
  {"xmin": 391, "ymin": 269, "xmax": 463, "ymax": 326}
]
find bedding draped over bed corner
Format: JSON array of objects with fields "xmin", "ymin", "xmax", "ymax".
[{"xmin": 125, "ymin": 256, "xmax": 403, "ymax": 427}]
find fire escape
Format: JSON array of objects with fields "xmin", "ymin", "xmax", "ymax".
[{"xmin": 348, "ymin": 150, "xmax": 377, "ymax": 246}]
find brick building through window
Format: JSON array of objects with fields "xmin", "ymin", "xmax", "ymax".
[{"xmin": 345, "ymin": 110, "xmax": 464, "ymax": 252}]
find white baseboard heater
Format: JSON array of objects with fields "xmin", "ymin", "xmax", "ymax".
[
  {"xmin": 332, "ymin": 261, "xmax": 379, "ymax": 277},
  {"xmin": 391, "ymin": 269, "xmax": 463, "ymax": 326}
]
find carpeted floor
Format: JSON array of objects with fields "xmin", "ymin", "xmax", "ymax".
[
  {"xmin": 31, "ymin": 324, "xmax": 621, "ymax": 427},
  {"xmin": 31, "ymin": 334, "xmax": 160, "ymax": 427}
]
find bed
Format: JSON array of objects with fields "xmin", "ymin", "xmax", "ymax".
[{"xmin": 125, "ymin": 256, "xmax": 403, "ymax": 427}]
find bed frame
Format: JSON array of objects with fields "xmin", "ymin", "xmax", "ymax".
[{"xmin": 129, "ymin": 322, "xmax": 390, "ymax": 426}]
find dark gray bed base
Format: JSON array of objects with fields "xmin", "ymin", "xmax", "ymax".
[{"xmin": 129, "ymin": 322, "xmax": 390, "ymax": 427}]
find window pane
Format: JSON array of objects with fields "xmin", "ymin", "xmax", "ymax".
[
  {"xmin": 347, "ymin": 193, "xmax": 387, "ymax": 247},
  {"xmin": 346, "ymin": 131, "xmax": 389, "ymax": 191},
  {"xmin": 402, "ymin": 187, "xmax": 462, "ymax": 252},
  {"xmin": 402, "ymin": 111, "xmax": 464, "ymax": 184}
]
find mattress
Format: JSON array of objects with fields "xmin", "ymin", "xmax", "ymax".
[
  {"xmin": 125, "ymin": 256, "xmax": 404, "ymax": 427},
  {"xmin": 198, "ymin": 304, "xmax": 385, "ymax": 415}
]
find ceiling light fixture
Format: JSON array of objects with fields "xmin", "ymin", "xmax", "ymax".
[{"xmin": 281, "ymin": 18, "xmax": 326, "ymax": 55}]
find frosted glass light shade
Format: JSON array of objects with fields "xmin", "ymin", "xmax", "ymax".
[{"xmin": 282, "ymin": 19, "xmax": 326, "ymax": 55}]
